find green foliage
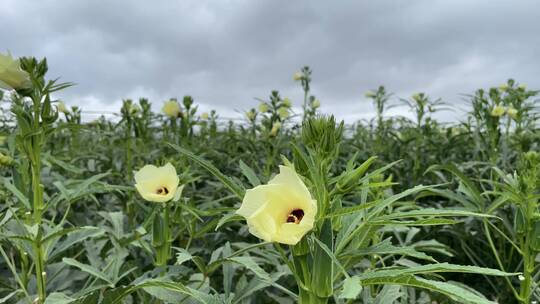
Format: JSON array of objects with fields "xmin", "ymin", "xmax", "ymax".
[{"xmin": 1, "ymin": 60, "xmax": 539, "ymax": 304}]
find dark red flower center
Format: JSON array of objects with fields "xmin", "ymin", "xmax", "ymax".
[
  {"xmin": 156, "ymin": 187, "xmax": 169, "ymax": 195},
  {"xmin": 286, "ymin": 209, "xmax": 304, "ymax": 224}
]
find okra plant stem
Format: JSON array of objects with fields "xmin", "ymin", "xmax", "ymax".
[
  {"xmin": 155, "ymin": 204, "xmax": 171, "ymax": 267},
  {"xmin": 31, "ymin": 96, "xmax": 46, "ymax": 303}
]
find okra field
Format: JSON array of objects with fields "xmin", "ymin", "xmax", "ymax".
[{"xmin": 2, "ymin": 55, "xmax": 540, "ymax": 304}]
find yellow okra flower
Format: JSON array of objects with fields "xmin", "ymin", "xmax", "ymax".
[
  {"xmin": 162, "ymin": 100, "xmax": 181, "ymax": 118},
  {"xmin": 0, "ymin": 52, "xmax": 31, "ymax": 90},
  {"xmin": 236, "ymin": 166, "xmax": 317, "ymax": 245},
  {"xmin": 134, "ymin": 163, "xmax": 183, "ymax": 203}
]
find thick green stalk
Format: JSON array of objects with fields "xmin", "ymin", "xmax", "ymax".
[
  {"xmin": 302, "ymin": 87, "xmax": 308, "ymax": 122},
  {"xmin": 154, "ymin": 205, "xmax": 171, "ymax": 267},
  {"xmin": 413, "ymin": 131, "xmax": 421, "ymax": 184},
  {"xmin": 31, "ymin": 143, "xmax": 46, "ymax": 303},
  {"xmin": 296, "ymin": 262, "xmax": 328, "ymax": 304},
  {"xmin": 519, "ymin": 200, "xmax": 535, "ymax": 304},
  {"xmin": 126, "ymin": 123, "xmax": 133, "ymax": 180},
  {"xmin": 297, "ymin": 288, "xmax": 311, "ymax": 304},
  {"xmin": 170, "ymin": 118, "xmax": 177, "ymax": 145},
  {"xmin": 31, "ymin": 160, "xmax": 47, "ymax": 302},
  {"xmin": 297, "ymin": 289, "xmax": 328, "ymax": 304},
  {"xmin": 519, "ymin": 246, "xmax": 533, "ymax": 303},
  {"xmin": 126, "ymin": 122, "xmax": 135, "ymax": 227},
  {"xmin": 31, "ymin": 94, "xmax": 43, "ymax": 224},
  {"xmin": 31, "ymin": 159, "xmax": 43, "ymax": 224},
  {"xmin": 33, "ymin": 240, "xmax": 46, "ymax": 303},
  {"xmin": 30, "ymin": 96, "xmax": 47, "ymax": 302},
  {"xmin": 19, "ymin": 247, "xmax": 29, "ymax": 289}
]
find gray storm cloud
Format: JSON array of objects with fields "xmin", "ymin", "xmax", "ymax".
[{"xmin": 2, "ymin": 0, "xmax": 539, "ymax": 122}]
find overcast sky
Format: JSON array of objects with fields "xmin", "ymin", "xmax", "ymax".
[{"xmin": 2, "ymin": 0, "xmax": 539, "ymax": 123}]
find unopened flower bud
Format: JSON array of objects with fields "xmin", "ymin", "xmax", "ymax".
[
  {"xmin": 270, "ymin": 122, "xmax": 281, "ymax": 136},
  {"xmin": 130, "ymin": 104, "xmax": 141, "ymax": 115},
  {"xmin": 246, "ymin": 109, "xmax": 257, "ymax": 122}
]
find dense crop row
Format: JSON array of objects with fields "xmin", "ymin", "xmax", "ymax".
[{"xmin": 1, "ymin": 55, "xmax": 540, "ymax": 304}]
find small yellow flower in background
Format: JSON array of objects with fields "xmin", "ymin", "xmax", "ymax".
[
  {"xmin": 282, "ymin": 98, "xmax": 292, "ymax": 108},
  {"xmin": 412, "ymin": 93, "xmax": 422, "ymax": 102},
  {"xmin": 270, "ymin": 122, "xmax": 281, "ymax": 136},
  {"xmin": 507, "ymin": 107, "xmax": 518, "ymax": 119},
  {"xmin": 0, "ymin": 52, "xmax": 31, "ymax": 90},
  {"xmin": 293, "ymin": 72, "xmax": 303, "ymax": 81},
  {"xmin": 312, "ymin": 99, "xmax": 320, "ymax": 109},
  {"xmin": 56, "ymin": 101, "xmax": 69, "ymax": 114},
  {"xmin": 491, "ymin": 105, "xmax": 506, "ymax": 117},
  {"xmin": 278, "ymin": 107, "xmax": 289, "ymax": 119},
  {"xmin": 258, "ymin": 102, "xmax": 269, "ymax": 113},
  {"xmin": 236, "ymin": 165, "xmax": 317, "ymax": 245},
  {"xmin": 200, "ymin": 112, "xmax": 209, "ymax": 120},
  {"xmin": 134, "ymin": 163, "xmax": 183, "ymax": 203},
  {"xmin": 519, "ymin": 84, "xmax": 527, "ymax": 90},
  {"xmin": 162, "ymin": 100, "xmax": 181, "ymax": 118},
  {"xmin": 499, "ymin": 84, "xmax": 509, "ymax": 92},
  {"xmin": 246, "ymin": 109, "xmax": 257, "ymax": 121},
  {"xmin": 365, "ymin": 91, "xmax": 376, "ymax": 98}
]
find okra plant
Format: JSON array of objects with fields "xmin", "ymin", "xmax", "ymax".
[{"xmin": 2, "ymin": 55, "xmax": 540, "ymax": 304}]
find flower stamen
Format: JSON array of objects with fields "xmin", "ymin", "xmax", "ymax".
[
  {"xmin": 286, "ymin": 209, "xmax": 304, "ymax": 224},
  {"xmin": 156, "ymin": 187, "xmax": 169, "ymax": 195}
]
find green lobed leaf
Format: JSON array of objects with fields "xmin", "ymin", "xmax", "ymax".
[
  {"xmin": 340, "ymin": 238, "xmax": 436, "ymax": 262},
  {"xmin": 169, "ymin": 143, "xmax": 245, "ymax": 199},
  {"xmin": 338, "ymin": 276, "xmax": 362, "ymax": 299},
  {"xmin": 360, "ymin": 275, "xmax": 497, "ymax": 304},
  {"xmin": 2, "ymin": 178, "xmax": 31, "ymax": 210},
  {"xmin": 356, "ymin": 263, "xmax": 516, "ymax": 280},
  {"xmin": 62, "ymin": 258, "xmax": 113, "ymax": 285},
  {"xmin": 226, "ymin": 256, "xmax": 272, "ymax": 282},
  {"xmin": 239, "ymin": 159, "xmax": 261, "ymax": 187}
]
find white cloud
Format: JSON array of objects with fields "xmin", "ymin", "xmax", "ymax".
[{"xmin": 2, "ymin": 0, "xmax": 539, "ymax": 124}]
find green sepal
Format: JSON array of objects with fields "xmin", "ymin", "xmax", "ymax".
[
  {"xmin": 311, "ymin": 219, "xmax": 333, "ymax": 298},
  {"xmin": 514, "ymin": 207, "xmax": 525, "ymax": 235},
  {"xmin": 152, "ymin": 209, "xmax": 166, "ymax": 247},
  {"xmin": 531, "ymin": 220, "xmax": 540, "ymax": 251},
  {"xmin": 292, "ymin": 236, "xmax": 310, "ymax": 256}
]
